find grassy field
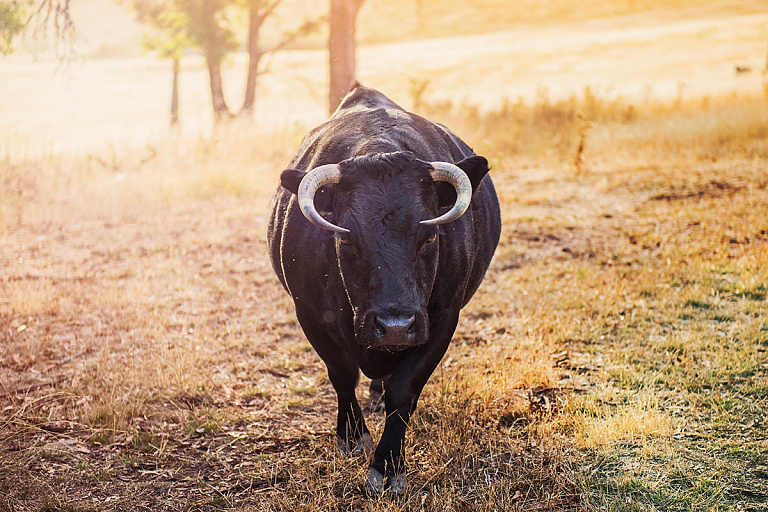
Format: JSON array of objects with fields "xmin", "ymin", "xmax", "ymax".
[
  {"xmin": 2, "ymin": 86, "xmax": 767, "ymax": 510},
  {"xmin": 2, "ymin": 1, "xmax": 768, "ymax": 511}
]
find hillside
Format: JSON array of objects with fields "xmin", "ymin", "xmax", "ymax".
[{"xmin": 1, "ymin": 2, "xmax": 766, "ymax": 157}]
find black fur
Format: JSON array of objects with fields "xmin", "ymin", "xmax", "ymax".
[{"xmin": 266, "ymin": 86, "xmax": 501, "ymax": 483}]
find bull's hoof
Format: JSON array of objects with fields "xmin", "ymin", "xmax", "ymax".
[
  {"xmin": 336, "ymin": 433, "xmax": 373, "ymax": 456},
  {"xmin": 355, "ymin": 433, "xmax": 373, "ymax": 454},
  {"xmin": 364, "ymin": 468, "xmax": 385, "ymax": 496},
  {"xmin": 363, "ymin": 468, "xmax": 407, "ymax": 497},
  {"xmin": 389, "ymin": 473, "xmax": 407, "ymax": 496}
]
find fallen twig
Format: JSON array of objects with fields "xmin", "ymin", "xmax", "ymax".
[
  {"xmin": 0, "ymin": 375, "xmax": 69, "ymax": 399},
  {"xmin": 261, "ymin": 368, "xmax": 290, "ymax": 379},
  {"xmin": 226, "ymin": 478, "xmax": 275, "ymax": 493},
  {"xmin": 6, "ymin": 273, "xmax": 91, "ymax": 282},
  {"xmin": 0, "ymin": 314, "xmax": 22, "ymax": 327}
]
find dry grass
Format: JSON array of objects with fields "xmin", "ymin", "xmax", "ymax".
[
  {"xmin": 2, "ymin": 85, "xmax": 767, "ymax": 510},
  {"xmin": 4, "ymin": 2, "xmax": 768, "ymax": 494},
  {"xmin": 419, "ymin": 87, "xmax": 768, "ymax": 172}
]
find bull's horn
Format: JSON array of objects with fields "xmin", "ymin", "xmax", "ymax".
[
  {"xmin": 297, "ymin": 164, "xmax": 350, "ymax": 234},
  {"xmin": 420, "ymin": 162, "xmax": 472, "ymax": 226}
]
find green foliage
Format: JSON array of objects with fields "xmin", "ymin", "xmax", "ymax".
[
  {"xmin": 133, "ymin": 0, "xmax": 324, "ymax": 118},
  {"xmin": 182, "ymin": 0, "xmax": 239, "ymax": 64},
  {"xmin": 0, "ymin": 0, "xmax": 30, "ymax": 56},
  {"xmin": 134, "ymin": 0, "xmax": 241, "ymax": 63},
  {"xmin": 134, "ymin": 0, "xmax": 193, "ymax": 61},
  {"xmin": 138, "ymin": 4, "xmax": 192, "ymax": 60}
]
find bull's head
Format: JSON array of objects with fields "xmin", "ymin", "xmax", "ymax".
[{"xmin": 281, "ymin": 151, "xmax": 489, "ymax": 351}]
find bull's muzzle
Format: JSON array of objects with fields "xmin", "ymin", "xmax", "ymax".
[{"xmin": 366, "ymin": 310, "xmax": 427, "ymax": 351}]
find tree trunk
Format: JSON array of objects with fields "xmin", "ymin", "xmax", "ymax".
[
  {"xmin": 170, "ymin": 58, "xmax": 180, "ymax": 126},
  {"xmin": 201, "ymin": 0, "xmax": 232, "ymax": 120},
  {"xmin": 241, "ymin": 7, "xmax": 264, "ymax": 116},
  {"xmin": 328, "ymin": 0, "xmax": 363, "ymax": 114},
  {"xmin": 207, "ymin": 56, "xmax": 231, "ymax": 120}
]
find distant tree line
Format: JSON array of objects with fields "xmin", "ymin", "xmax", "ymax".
[
  {"xmin": 134, "ymin": 0, "xmax": 328, "ymax": 123},
  {"xmin": 2, "ymin": 0, "xmax": 366, "ymax": 124}
]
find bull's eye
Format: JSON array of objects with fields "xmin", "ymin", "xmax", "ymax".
[
  {"xmin": 338, "ymin": 236, "xmax": 352, "ymax": 245},
  {"xmin": 422, "ymin": 234, "xmax": 437, "ymax": 248}
]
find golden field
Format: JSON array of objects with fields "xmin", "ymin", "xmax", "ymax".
[{"xmin": 1, "ymin": 0, "xmax": 767, "ymax": 510}]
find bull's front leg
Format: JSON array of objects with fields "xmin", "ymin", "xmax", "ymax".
[
  {"xmin": 365, "ymin": 385, "xmax": 416, "ymax": 495},
  {"xmin": 364, "ymin": 313, "xmax": 460, "ymax": 496},
  {"xmin": 295, "ymin": 308, "xmax": 371, "ymax": 454}
]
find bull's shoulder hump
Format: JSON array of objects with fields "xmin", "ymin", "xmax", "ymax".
[
  {"xmin": 333, "ymin": 86, "xmax": 404, "ymax": 116},
  {"xmin": 293, "ymin": 108, "xmax": 408, "ymax": 159},
  {"xmin": 290, "ymin": 99, "xmax": 474, "ymax": 167}
]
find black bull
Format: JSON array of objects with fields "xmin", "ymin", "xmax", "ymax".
[{"xmin": 266, "ymin": 85, "xmax": 501, "ymax": 495}]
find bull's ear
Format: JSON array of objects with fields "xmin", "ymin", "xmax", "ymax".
[
  {"xmin": 280, "ymin": 169, "xmax": 306, "ymax": 195},
  {"xmin": 280, "ymin": 168, "xmax": 335, "ymax": 213},
  {"xmin": 455, "ymin": 155, "xmax": 490, "ymax": 193},
  {"xmin": 434, "ymin": 156, "xmax": 490, "ymax": 210}
]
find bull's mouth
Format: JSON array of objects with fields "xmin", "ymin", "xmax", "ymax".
[
  {"xmin": 365, "ymin": 340, "xmax": 422, "ymax": 352},
  {"xmin": 369, "ymin": 345, "xmax": 414, "ymax": 353}
]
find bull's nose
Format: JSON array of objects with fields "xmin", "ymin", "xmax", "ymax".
[{"xmin": 373, "ymin": 314, "xmax": 417, "ymax": 342}]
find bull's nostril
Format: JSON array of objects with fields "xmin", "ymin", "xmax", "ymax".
[{"xmin": 373, "ymin": 317, "xmax": 387, "ymax": 337}]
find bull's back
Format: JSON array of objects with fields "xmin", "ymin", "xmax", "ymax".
[{"xmin": 289, "ymin": 88, "xmax": 474, "ymax": 170}]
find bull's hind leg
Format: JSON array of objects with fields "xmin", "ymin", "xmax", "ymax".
[
  {"xmin": 295, "ymin": 308, "xmax": 371, "ymax": 455},
  {"xmin": 368, "ymin": 377, "xmax": 387, "ymax": 413},
  {"xmin": 328, "ymin": 362, "xmax": 372, "ymax": 455}
]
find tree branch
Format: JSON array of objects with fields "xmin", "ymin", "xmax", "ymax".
[{"xmin": 23, "ymin": 0, "xmax": 77, "ymax": 60}]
